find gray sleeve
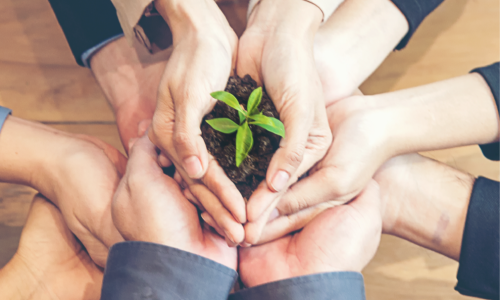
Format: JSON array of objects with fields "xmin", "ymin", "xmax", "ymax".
[
  {"xmin": 101, "ymin": 241, "xmax": 238, "ymax": 300},
  {"xmin": 229, "ymin": 272, "xmax": 366, "ymax": 300},
  {"xmin": 0, "ymin": 106, "xmax": 12, "ymax": 134}
]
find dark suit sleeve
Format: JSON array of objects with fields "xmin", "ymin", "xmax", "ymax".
[
  {"xmin": 390, "ymin": 0, "xmax": 445, "ymax": 50},
  {"xmin": 229, "ymin": 272, "xmax": 366, "ymax": 300},
  {"xmin": 101, "ymin": 241, "xmax": 237, "ymax": 300},
  {"xmin": 471, "ymin": 62, "xmax": 500, "ymax": 161},
  {"xmin": 47, "ymin": 0, "xmax": 123, "ymax": 66},
  {"xmin": 455, "ymin": 177, "xmax": 499, "ymax": 299}
]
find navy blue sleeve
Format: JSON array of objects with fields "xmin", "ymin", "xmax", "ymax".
[
  {"xmin": 471, "ymin": 62, "xmax": 500, "ymax": 161},
  {"xmin": 46, "ymin": 0, "xmax": 123, "ymax": 66},
  {"xmin": 455, "ymin": 177, "xmax": 499, "ymax": 299},
  {"xmin": 390, "ymin": 0, "xmax": 445, "ymax": 50},
  {"xmin": 0, "ymin": 106, "xmax": 12, "ymax": 134},
  {"xmin": 229, "ymin": 272, "xmax": 366, "ymax": 300},
  {"xmin": 101, "ymin": 241, "xmax": 238, "ymax": 300}
]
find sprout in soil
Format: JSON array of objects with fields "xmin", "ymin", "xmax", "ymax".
[{"xmin": 207, "ymin": 87, "xmax": 285, "ymax": 167}]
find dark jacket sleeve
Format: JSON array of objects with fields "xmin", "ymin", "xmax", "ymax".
[
  {"xmin": 390, "ymin": 0, "xmax": 445, "ymax": 50},
  {"xmin": 46, "ymin": 0, "xmax": 123, "ymax": 66},
  {"xmin": 101, "ymin": 241, "xmax": 238, "ymax": 300},
  {"xmin": 229, "ymin": 272, "xmax": 366, "ymax": 300},
  {"xmin": 471, "ymin": 62, "xmax": 500, "ymax": 161},
  {"xmin": 455, "ymin": 177, "xmax": 499, "ymax": 299}
]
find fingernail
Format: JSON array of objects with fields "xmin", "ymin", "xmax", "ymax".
[
  {"xmin": 270, "ymin": 171, "xmax": 289, "ymax": 192},
  {"xmin": 268, "ymin": 208, "xmax": 280, "ymax": 221},
  {"xmin": 240, "ymin": 242, "xmax": 252, "ymax": 248},
  {"xmin": 183, "ymin": 156, "xmax": 203, "ymax": 178}
]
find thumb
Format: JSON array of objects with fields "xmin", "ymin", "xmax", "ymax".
[{"xmin": 172, "ymin": 103, "xmax": 210, "ymax": 179}]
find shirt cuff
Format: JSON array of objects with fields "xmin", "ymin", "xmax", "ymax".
[
  {"xmin": 101, "ymin": 241, "xmax": 237, "ymax": 300},
  {"xmin": 471, "ymin": 62, "xmax": 500, "ymax": 161},
  {"xmin": 390, "ymin": 0, "xmax": 444, "ymax": 50},
  {"xmin": 81, "ymin": 34, "xmax": 124, "ymax": 68},
  {"xmin": 0, "ymin": 106, "xmax": 12, "ymax": 134},
  {"xmin": 455, "ymin": 177, "xmax": 499, "ymax": 299},
  {"xmin": 247, "ymin": 0, "xmax": 342, "ymax": 22},
  {"xmin": 229, "ymin": 272, "xmax": 366, "ymax": 300}
]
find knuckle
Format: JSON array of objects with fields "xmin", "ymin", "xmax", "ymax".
[{"xmin": 284, "ymin": 146, "xmax": 305, "ymax": 168}]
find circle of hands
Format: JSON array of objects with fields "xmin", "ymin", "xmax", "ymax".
[{"xmin": 3, "ymin": 0, "xmax": 491, "ymax": 298}]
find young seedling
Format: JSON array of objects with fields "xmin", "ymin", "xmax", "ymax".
[{"xmin": 206, "ymin": 87, "xmax": 285, "ymax": 167}]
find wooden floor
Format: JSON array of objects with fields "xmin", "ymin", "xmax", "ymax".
[{"xmin": 0, "ymin": 0, "xmax": 498, "ymax": 299}]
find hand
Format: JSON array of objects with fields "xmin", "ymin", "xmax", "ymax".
[
  {"xmin": 147, "ymin": 0, "xmax": 246, "ymax": 244},
  {"xmin": 112, "ymin": 134, "xmax": 237, "ymax": 269},
  {"xmin": 239, "ymin": 181, "xmax": 382, "ymax": 287},
  {"xmin": 0, "ymin": 195, "xmax": 103, "ymax": 300},
  {"xmin": 0, "ymin": 117, "xmax": 126, "ymax": 267},
  {"xmin": 237, "ymin": 0, "xmax": 332, "ymax": 244},
  {"xmin": 276, "ymin": 73, "xmax": 499, "ymax": 219},
  {"xmin": 91, "ymin": 37, "xmax": 166, "ymax": 153}
]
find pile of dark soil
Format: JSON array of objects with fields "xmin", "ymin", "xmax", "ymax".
[{"xmin": 201, "ymin": 75, "xmax": 281, "ymax": 200}]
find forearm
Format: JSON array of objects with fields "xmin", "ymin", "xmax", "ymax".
[
  {"xmin": 376, "ymin": 154, "xmax": 474, "ymax": 260},
  {"xmin": 374, "ymin": 73, "xmax": 500, "ymax": 155},
  {"xmin": 0, "ymin": 255, "xmax": 46, "ymax": 300},
  {"xmin": 315, "ymin": 0, "xmax": 408, "ymax": 102},
  {"xmin": 0, "ymin": 117, "xmax": 56, "ymax": 186},
  {"xmin": 247, "ymin": 0, "xmax": 323, "ymax": 39}
]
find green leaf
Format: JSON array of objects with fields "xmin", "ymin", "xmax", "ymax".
[
  {"xmin": 238, "ymin": 111, "xmax": 246, "ymax": 124},
  {"xmin": 235, "ymin": 122, "xmax": 253, "ymax": 167},
  {"xmin": 247, "ymin": 87, "xmax": 262, "ymax": 116},
  {"xmin": 249, "ymin": 114, "xmax": 285, "ymax": 138},
  {"xmin": 206, "ymin": 118, "xmax": 239, "ymax": 134},
  {"xmin": 211, "ymin": 91, "xmax": 247, "ymax": 116}
]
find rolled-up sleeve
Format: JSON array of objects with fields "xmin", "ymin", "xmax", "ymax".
[
  {"xmin": 230, "ymin": 272, "xmax": 366, "ymax": 300},
  {"xmin": 101, "ymin": 241, "xmax": 238, "ymax": 300},
  {"xmin": 471, "ymin": 62, "xmax": 500, "ymax": 161},
  {"xmin": 455, "ymin": 177, "xmax": 499, "ymax": 299}
]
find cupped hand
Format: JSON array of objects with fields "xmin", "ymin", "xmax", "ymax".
[
  {"xmin": 239, "ymin": 181, "xmax": 382, "ymax": 287},
  {"xmin": 273, "ymin": 95, "xmax": 392, "ymax": 219},
  {"xmin": 91, "ymin": 37, "xmax": 166, "ymax": 153},
  {"xmin": 112, "ymin": 134, "xmax": 237, "ymax": 269},
  {"xmin": 237, "ymin": 0, "xmax": 332, "ymax": 244},
  {"xmin": 35, "ymin": 131, "xmax": 127, "ymax": 267},
  {"xmin": 147, "ymin": 0, "xmax": 247, "ymax": 244},
  {"xmin": 0, "ymin": 195, "xmax": 103, "ymax": 300}
]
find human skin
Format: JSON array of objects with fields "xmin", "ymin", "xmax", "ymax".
[
  {"xmin": 239, "ymin": 180, "xmax": 382, "ymax": 287},
  {"xmin": 0, "ymin": 195, "xmax": 103, "ymax": 300},
  {"xmin": 0, "ymin": 116, "xmax": 126, "ymax": 266},
  {"xmin": 275, "ymin": 73, "xmax": 499, "ymax": 218},
  {"xmin": 112, "ymin": 134, "xmax": 237, "ymax": 268}
]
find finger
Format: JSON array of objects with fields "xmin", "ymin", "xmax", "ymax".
[
  {"xmin": 137, "ymin": 119, "xmax": 152, "ymax": 137},
  {"xmin": 173, "ymin": 102, "xmax": 210, "ymax": 179},
  {"xmin": 266, "ymin": 109, "xmax": 309, "ymax": 194},
  {"xmin": 200, "ymin": 212, "xmax": 226, "ymax": 238},
  {"xmin": 128, "ymin": 135, "xmax": 160, "ymax": 170},
  {"xmin": 276, "ymin": 167, "xmax": 354, "ymax": 216},
  {"xmin": 189, "ymin": 183, "xmax": 245, "ymax": 244},
  {"xmin": 128, "ymin": 137, "xmax": 139, "ymax": 150},
  {"xmin": 348, "ymin": 180, "xmax": 382, "ymax": 216},
  {"xmin": 183, "ymin": 188, "xmax": 205, "ymax": 212},
  {"xmin": 244, "ymin": 190, "xmax": 283, "ymax": 245},
  {"xmin": 158, "ymin": 152, "xmax": 172, "ymax": 168},
  {"xmin": 257, "ymin": 202, "xmax": 336, "ymax": 245},
  {"xmin": 202, "ymin": 159, "xmax": 246, "ymax": 223}
]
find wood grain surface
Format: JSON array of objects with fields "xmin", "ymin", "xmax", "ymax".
[{"xmin": 0, "ymin": 0, "xmax": 498, "ymax": 298}]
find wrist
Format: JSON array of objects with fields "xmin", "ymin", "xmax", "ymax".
[
  {"xmin": 248, "ymin": 0, "xmax": 322, "ymax": 40},
  {"xmin": 376, "ymin": 154, "xmax": 473, "ymax": 260},
  {"xmin": 154, "ymin": 0, "xmax": 230, "ymax": 41},
  {"xmin": 372, "ymin": 74, "xmax": 500, "ymax": 155}
]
